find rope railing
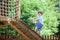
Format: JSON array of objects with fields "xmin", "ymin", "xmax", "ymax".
[
  {"xmin": 0, "ymin": 0, "xmax": 8, "ymax": 16},
  {"xmin": 0, "ymin": 0, "xmax": 20, "ymax": 18}
]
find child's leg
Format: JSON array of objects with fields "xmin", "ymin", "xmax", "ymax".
[
  {"xmin": 35, "ymin": 27, "xmax": 37, "ymax": 31},
  {"xmin": 39, "ymin": 30, "xmax": 41, "ymax": 35},
  {"xmin": 39, "ymin": 30, "xmax": 43, "ymax": 36}
]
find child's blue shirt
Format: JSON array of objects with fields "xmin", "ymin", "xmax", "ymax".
[
  {"xmin": 38, "ymin": 16, "xmax": 44, "ymax": 25},
  {"xmin": 35, "ymin": 16, "xmax": 44, "ymax": 30}
]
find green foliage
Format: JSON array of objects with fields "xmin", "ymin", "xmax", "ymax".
[
  {"xmin": 55, "ymin": 0, "xmax": 60, "ymax": 34},
  {"xmin": 0, "ymin": 27, "xmax": 18, "ymax": 35},
  {"xmin": 8, "ymin": 0, "xmax": 16, "ymax": 18},
  {"xmin": 21, "ymin": 0, "xmax": 59, "ymax": 35},
  {"xmin": 0, "ymin": 0, "xmax": 59, "ymax": 35}
]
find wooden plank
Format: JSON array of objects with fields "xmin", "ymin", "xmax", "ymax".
[
  {"xmin": 9, "ymin": 20, "xmax": 43, "ymax": 40},
  {"xmin": 9, "ymin": 21, "xmax": 31, "ymax": 40},
  {"xmin": 0, "ymin": 16, "xmax": 9, "ymax": 28},
  {"xmin": 16, "ymin": 0, "xmax": 20, "ymax": 19}
]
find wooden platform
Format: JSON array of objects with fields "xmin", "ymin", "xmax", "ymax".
[{"xmin": 0, "ymin": 16, "xmax": 8, "ymax": 28}]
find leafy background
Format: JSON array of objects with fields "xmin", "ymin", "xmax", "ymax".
[
  {"xmin": 21, "ymin": 0, "xmax": 60, "ymax": 35},
  {"xmin": 0, "ymin": 0, "xmax": 60, "ymax": 35}
]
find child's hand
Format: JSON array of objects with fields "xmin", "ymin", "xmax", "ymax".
[
  {"xmin": 32, "ymin": 19, "xmax": 35, "ymax": 22},
  {"xmin": 32, "ymin": 19, "xmax": 38, "ymax": 22},
  {"xmin": 35, "ymin": 18, "xmax": 38, "ymax": 22}
]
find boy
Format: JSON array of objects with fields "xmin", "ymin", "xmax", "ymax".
[{"xmin": 35, "ymin": 11, "xmax": 44, "ymax": 31}]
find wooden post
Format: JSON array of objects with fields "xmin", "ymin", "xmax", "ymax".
[{"xmin": 16, "ymin": 0, "xmax": 21, "ymax": 19}]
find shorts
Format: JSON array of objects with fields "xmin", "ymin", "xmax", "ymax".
[{"xmin": 35, "ymin": 23, "xmax": 43, "ymax": 30}]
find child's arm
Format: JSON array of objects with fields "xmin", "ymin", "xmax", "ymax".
[
  {"xmin": 32, "ymin": 18, "xmax": 38, "ymax": 22},
  {"xmin": 35, "ymin": 18, "xmax": 38, "ymax": 21}
]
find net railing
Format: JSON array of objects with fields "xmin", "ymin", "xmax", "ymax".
[
  {"xmin": 0, "ymin": 0, "xmax": 9, "ymax": 16},
  {"xmin": 0, "ymin": 0, "xmax": 19, "ymax": 18}
]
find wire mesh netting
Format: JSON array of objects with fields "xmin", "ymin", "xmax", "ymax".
[
  {"xmin": 0, "ymin": 0, "xmax": 19, "ymax": 18},
  {"xmin": 0, "ymin": 0, "xmax": 8, "ymax": 16}
]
